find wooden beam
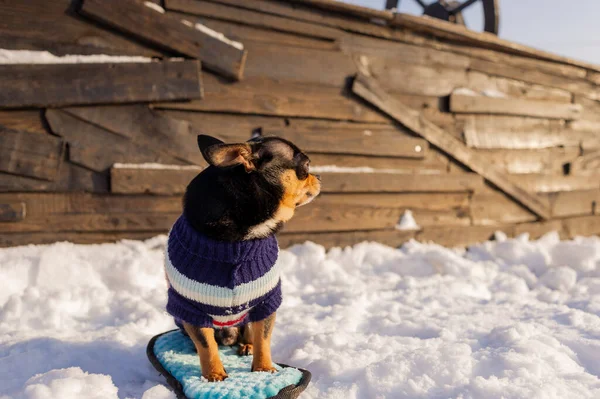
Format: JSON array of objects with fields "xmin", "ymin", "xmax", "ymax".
[
  {"xmin": 278, "ymin": 229, "xmax": 416, "ymax": 249},
  {"xmin": 290, "ymin": 0, "xmax": 394, "ymax": 21},
  {"xmin": 77, "ymin": 0, "xmax": 246, "ymax": 80},
  {"xmin": 474, "ymin": 148, "xmax": 579, "ymax": 174},
  {"xmin": 0, "ymin": 128, "xmax": 65, "ymax": 181},
  {"xmin": 0, "ymin": 111, "xmax": 48, "ymax": 135},
  {"xmin": 545, "ymin": 189, "xmax": 600, "ymax": 218},
  {"xmin": 392, "ymin": 13, "xmax": 600, "ymax": 73},
  {"xmin": 315, "ymin": 193, "xmax": 469, "ymax": 211},
  {"xmin": 415, "ymin": 225, "xmax": 501, "ymax": 248},
  {"xmin": 262, "ymin": 127, "xmax": 427, "ymax": 158},
  {"xmin": 62, "ymin": 105, "xmax": 205, "ymax": 165},
  {"xmin": 309, "ymin": 153, "xmax": 448, "ymax": 172},
  {"xmin": 0, "ymin": 61, "xmax": 202, "ymax": 108},
  {"xmin": 110, "ymin": 165, "xmax": 202, "ymax": 195},
  {"xmin": 571, "ymin": 152, "xmax": 600, "ymax": 174},
  {"xmin": 164, "ymin": 0, "xmax": 341, "ymax": 40},
  {"xmin": 507, "ymin": 174, "xmax": 600, "ymax": 193},
  {"xmin": 352, "ymin": 72, "xmax": 551, "ymax": 219},
  {"xmin": 153, "ymin": 74, "xmax": 388, "ymax": 123},
  {"xmin": 45, "ymin": 110, "xmax": 182, "ymax": 172},
  {"xmin": 450, "ymin": 92, "xmax": 582, "ymax": 120},
  {"xmin": 0, "ymin": 201, "xmax": 25, "ymax": 222},
  {"xmin": 321, "ymin": 172, "xmax": 483, "ymax": 193}
]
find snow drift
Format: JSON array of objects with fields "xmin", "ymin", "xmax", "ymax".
[{"xmin": 1, "ymin": 232, "xmax": 600, "ymax": 398}]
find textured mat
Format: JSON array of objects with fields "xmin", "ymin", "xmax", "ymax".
[{"xmin": 147, "ymin": 330, "xmax": 311, "ymax": 399}]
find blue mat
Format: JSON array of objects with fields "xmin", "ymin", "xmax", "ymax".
[{"xmin": 147, "ymin": 330, "xmax": 310, "ymax": 399}]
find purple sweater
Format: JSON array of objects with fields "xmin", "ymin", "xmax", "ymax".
[{"xmin": 165, "ymin": 216, "xmax": 281, "ymax": 328}]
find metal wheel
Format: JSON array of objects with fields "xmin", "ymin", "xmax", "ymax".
[{"xmin": 386, "ymin": 0, "xmax": 500, "ymax": 35}]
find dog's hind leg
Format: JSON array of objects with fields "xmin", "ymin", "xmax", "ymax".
[
  {"xmin": 237, "ymin": 324, "xmax": 253, "ymax": 356},
  {"xmin": 183, "ymin": 322, "xmax": 228, "ymax": 381},
  {"xmin": 251, "ymin": 313, "xmax": 277, "ymax": 373}
]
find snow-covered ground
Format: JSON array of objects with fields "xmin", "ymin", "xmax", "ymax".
[{"xmin": 1, "ymin": 232, "xmax": 600, "ymax": 398}]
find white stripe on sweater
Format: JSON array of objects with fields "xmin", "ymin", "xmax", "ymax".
[
  {"xmin": 210, "ymin": 309, "xmax": 249, "ymax": 323},
  {"xmin": 165, "ymin": 251, "xmax": 281, "ymax": 308}
]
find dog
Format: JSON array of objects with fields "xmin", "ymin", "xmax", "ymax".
[{"xmin": 164, "ymin": 134, "xmax": 321, "ymax": 381}]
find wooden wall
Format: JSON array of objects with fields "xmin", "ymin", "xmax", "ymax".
[{"xmin": 2, "ymin": 0, "xmax": 600, "ymax": 248}]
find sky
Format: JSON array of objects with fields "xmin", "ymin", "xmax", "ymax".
[{"xmin": 341, "ymin": 0, "xmax": 600, "ymax": 65}]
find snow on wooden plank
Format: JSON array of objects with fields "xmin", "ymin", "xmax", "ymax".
[
  {"xmin": 164, "ymin": 0, "xmax": 341, "ymax": 40},
  {"xmin": 77, "ymin": 0, "xmax": 246, "ymax": 80},
  {"xmin": 110, "ymin": 164, "xmax": 202, "ymax": 195},
  {"xmin": 352, "ymin": 72, "xmax": 552, "ymax": 220},
  {"xmin": 0, "ymin": 128, "xmax": 64, "ymax": 181},
  {"xmin": 450, "ymin": 92, "xmax": 582, "ymax": 120},
  {"xmin": 507, "ymin": 174, "xmax": 600, "ymax": 193},
  {"xmin": 0, "ymin": 61, "xmax": 202, "ymax": 108}
]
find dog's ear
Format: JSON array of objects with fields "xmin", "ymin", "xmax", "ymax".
[{"xmin": 198, "ymin": 135, "xmax": 255, "ymax": 172}]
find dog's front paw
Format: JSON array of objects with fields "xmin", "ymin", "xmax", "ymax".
[
  {"xmin": 237, "ymin": 343, "xmax": 253, "ymax": 356},
  {"xmin": 203, "ymin": 370, "xmax": 228, "ymax": 382}
]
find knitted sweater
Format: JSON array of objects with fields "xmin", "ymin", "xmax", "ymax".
[{"xmin": 165, "ymin": 215, "xmax": 282, "ymax": 329}]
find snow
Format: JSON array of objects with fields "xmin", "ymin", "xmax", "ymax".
[
  {"xmin": 0, "ymin": 49, "xmax": 152, "ymax": 65},
  {"xmin": 112, "ymin": 163, "xmax": 202, "ymax": 170},
  {"xmin": 2, "ymin": 232, "xmax": 600, "ymax": 398},
  {"xmin": 180, "ymin": 20, "xmax": 244, "ymax": 50},
  {"xmin": 143, "ymin": 1, "xmax": 165, "ymax": 14},
  {"xmin": 396, "ymin": 210, "xmax": 420, "ymax": 231}
]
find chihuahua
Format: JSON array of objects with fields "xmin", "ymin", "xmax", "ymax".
[{"xmin": 164, "ymin": 134, "xmax": 321, "ymax": 381}]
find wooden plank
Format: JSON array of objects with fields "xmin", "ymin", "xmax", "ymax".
[
  {"xmin": 291, "ymin": 0, "xmax": 394, "ymax": 21},
  {"xmin": 475, "ymin": 148, "xmax": 580, "ymax": 174},
  {"xmin": 545, "ymin": 189, "xmax": 600, "ymax": 218},
  {"xmin": 1, "ymin": 212, "xmax": 180, "ymax": 233},
  {"xmin": 392, "ymin": 13, "xmax": 600, "ymax": 73},
  {"xmin": 46, "ymin": 110, "xmax": 182, "ymax": 172},
  {"xmin": 213, "ymin": 0, "xmax": 394, "ymax": 38},
  {"xmin": 164, "ymin": 0, "xmax": 341, "ymax": 40},
  {"xmin": 309, "ymin": 153, "xmax": 448, "ymax": 172},
  {"xmin": 78, "ymin": 0, "xmax": 246, "ymax": 80},
  {"xmin": 0, "ymin": 162, "xmax": 109, "ymax": 193},
  {"xmin": 315, "ymin": 193, "xmax": 469, "ymax": 211},
  {"xmin": 153, "ymin": 74, "xmax": 388, "ymax": 122},
  {"xmin": 563, "ymin": 215, "xmax": 600, "ymax": 237},
  {"xmin": 507, "ymin": 174, "xmax": 600, "ymax": 193},
  {"xmin": 0, "ymin": 193, "xmax": 182, "ymax": 217},
  {"xmin": 183, "ymin": 14, "xmax": 338, "ymax": 50},
  {"xmin": 0, "ymin": 231, "xmax": 163, "ymax": 247},
  {"xmin": 262, "ymin": 127, "xmax": 427, "ymax": 158},
  {"xmin": 357, "ymin": 55, "xmax": 467, "ymax": 96},
  {"xmin": 0, "ymin": 61, "xmax": 202, "ymax": 109},
  {"xmin": 513, "ymin": 220, "xmax": 566, "ymax": 240},
  {"xmin": 321, "ymin": 172, "xmax": 483, "ymax": 193},
  {"xmin": 0, "ymin": 128, "xmax": 65, "ymax": 181},
  {"xmin": 338, "ymin": 33, "xmax": 471, "ymax": 69},
  {"xmin": 471, "ymin": 190, "xmax": 537, "ymax": 226},
  {"xmin": 278, "ymin": 229, "xmax": 416, "ymax": 249},
  {"xmin": 0, "ymin": 201, "xmax": 26, "ymax": 222},
  {"xmin": 352, "ymin": 72, "xmax": 552, "ymax": 219},
  {"xmin": 450, "ymin": 93, "xmax": 582, "ymax": 120},
  {"xmin": 415, "ymin": 225, "xmax": 502, "ymax": 248},
  {"xmin": 0, "ymin": 111, "xmax": 48, "ymax": 134},
  {"xmin": 462, "ymin": 115, "xmax": 578, "ymax": 149},
  {"xmin": 0, "ymin": 0, "xmax": 160, "ymax": 56},
  {"xmin": 571, "ymin": 152, "xmax": 600, "ymax": 174},
  {"xmin": 110, "ymin": 165, "xmax": 202, "ymax": 195},
  {"xmin": 243, "ymin": 41, "xmax": 356, "ymax": 87},
  {"xmin": 465, "ymin": 70, "xmax": 572, "ymax": 103},
  {"xmin": 63, "ymin": 105, "xmax": 205, "ymax": 165},
  {"xmin": 469, "ymin": 58, "xmax": 599, "ymax": 100}
]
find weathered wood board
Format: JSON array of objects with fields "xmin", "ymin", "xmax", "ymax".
[
  {"xmin": 110, "ymin": 165, "xmax": 202, "ymax": 195},
  {"xmin": 46, "ymin": 110, "xmax": 182, "ymax": 172},
  {"xmin": 165, "ymin": 0, "xmax": 341, "ymax": 40},
  {"xmin": 450, "ymin": 93, "xmax": 582, "ymax": 120},
  {"xmin": 0, "ymin": 128, "xmax": 65, "ymax": 181},
  {"xmin": 0, "ymin": 61, "xmax": 202, "ymax": 108},
  {"xmin": 0, "ymin": 201, "xmax": 26, "ymax": 222},
  {"xmin": 78, "ymin": 0, "xmax": 246, "ymax": 80},
  {"xmin": 63, "ymin": 105, "xmax": 205, "ymax": 165},
  {"xmin": 352, "ymin": 72, "xmax": 552, "ymax": 219}
]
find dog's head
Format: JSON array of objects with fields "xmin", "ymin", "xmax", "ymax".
[{"xmin": 183, "ymin": 134, "xmax": 321, "ymax": 241}]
